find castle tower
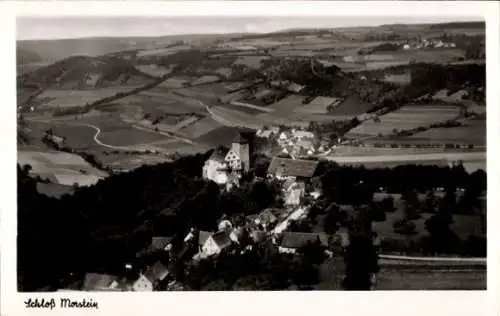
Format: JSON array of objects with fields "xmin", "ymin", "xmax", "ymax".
[{"xmin": 231, "ymin": 133, "xmax": 250, "ymax": 173}]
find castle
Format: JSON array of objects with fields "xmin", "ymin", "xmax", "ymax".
[{"xmin": 202, "ymin": 132, "xmax": 252, "ymax": 189}]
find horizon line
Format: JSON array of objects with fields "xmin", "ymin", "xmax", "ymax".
[{"xmin": 16, "ymin": 19, "xmax": 484, "ymax": 42}]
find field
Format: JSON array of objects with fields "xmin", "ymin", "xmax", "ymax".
[
  {"xmin": 135, "ymin": 64, "xmax": 174, "ymax": 78},
  {"xmin": 267, "ymin": 95, "xmax": 305, "ymax": 112},
  {"xmin": 295, "ymin": 96, "xmax": 342, "ymax": 114},
  {"xmin": 18, "ymin": 150, "xmax": 108, "ymax": 186},
  {"xmin": 375, "ymin": 268, "xmax": 486, "ymax": 290},
  {"xmin": 190, "ymin": 75, "xmax": 220, "ymax": 86},
  {"xmin": 179, "ymin": 116, "xmax": 223, "ymax": 139},
  {"xmin": 409, "ymin": 118, "xmax": 486, "ymax": 146},
  {"xmin": 35, "ymin": 87, "xmax": 142, "ymax": 108},
  {"xmin": 196, "ymin": 126, "xmax": 248, "ymax": 146},
  {"xmin": 156, "ymin": 76, "xmax": 190, "ymax": 88},
  {"xmin": 346, "ymin": 105, "xmax": 460, "ymax": 137},
  {"xmin": 136, "ymin": 45, "xmax": 191, "ymax": 57},
  {"xmin": 328, "ymin": 95, "xmax": 374, "ymax": 116},
  {"xmin": 232, "ymin": 56, "xmax": 270, "ymax": 69}
]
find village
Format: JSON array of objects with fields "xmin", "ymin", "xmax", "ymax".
[{"xmin": 64, "ymin": 131, "xmax": 363, "ymax": 292}]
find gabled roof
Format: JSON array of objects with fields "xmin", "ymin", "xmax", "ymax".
[
  {"xmin": 150, "ymin": 236, "xmax": 173, "ymax": 251},
  {"xmin": 210, "ymin": 230, "xmax": 232, "ymax": 248},
  {"xmin": 279, "ymin": 232, "xmax": 329, "ymax": 249},
  {"xmin": 143, "ymin": 261, "xmax": 170, "ymax": 283},
  {"xmin": 82, "ymin": 273, "xmax": 118, "ymax": 291},
  {"xmin": 267, "ymin": 157, "xmax": 319, "ymax": 178},
  {"xmin": 198, "ymin": 230, "xmax": 212, "ymax": 246}
]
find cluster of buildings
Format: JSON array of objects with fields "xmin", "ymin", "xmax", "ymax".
[
  {"xmin": 71, "ymin": 130, "xmax": 361, "ymax": 292},
  {"xmin": 257, "ymin": 126, "xmax": 333, "ymax": 158},
  {"xmin": 401, "ymin": 38, "xmax": 456, "ymax": 50}
]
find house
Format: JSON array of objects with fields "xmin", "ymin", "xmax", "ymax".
[
  {"xmin": 82, "ymin": 273, "xmax": 120, "ymax": 291},
  {"xmin": 287, "ymin": 82, "xmax": 305, "ymax": 93},
  {"xmin": 292, "ymin": 130, "xmax": 315, "ymax": 140},
  {"xmin": 277, "ymin": 232, "xmax": 329, "ymax": 254},
  {"xmin": 132, "ymin": 261, "xmax": 170, "ymax": 292},
  {"xmin": 199, "ymin": 230, "xmax": 232, "ymax": 257},
  {"xmin": 403, "ymin": 44, "xmax": 410, "ymax": 50},
  {"xmin": 267, "ymin": 157, "xmax": 319, "ymax": 181},
  {"xmin": 284, "ymin": 181, "xmax": 306, "ymax": 206}
]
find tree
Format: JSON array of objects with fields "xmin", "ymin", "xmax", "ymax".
[
  {"xmin": 343, "ymin": 234, "xmax": 379, "ymax": 290},
  {"xmin": 22, "ymin": 164, "xmax": 32, "ymax": 175},
  {"xmin": 323, "ymin": 203, "xmax": 346, "ymax": 234},
  {"xmin": 401, "ymin": 189, "xmax": 421, "ymax": 220},
  {"xmin": 297, "ymin": 239, "xmax": 327, "ymax": 265},
  {"xmin": 423, "ymin": 190, "xmax": 437, "ymax": 213}
]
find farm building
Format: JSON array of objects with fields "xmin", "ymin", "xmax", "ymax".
[
  {"xmin": 132, "ymin": 261, "xmax": 170, "ymax": 292},
  {"xmin": 277, "ymin": 232, "xmax": 329, "ymax": 254},
  {"xmin": 198, "ymin": 230, "xmax": 232, "ymax": 257},
  {"xmin": 267, "ymin": 157, "xmax": 319, "ymax": 180}
]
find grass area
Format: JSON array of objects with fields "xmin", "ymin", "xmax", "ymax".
[
  {"xmin": 18, "ymin": 150, "xmax": 107, "ymax": 186},
  {"xmin": 179, "ymin": 117, "xmax": 223, "ymax": 139},
  {"xmin": 347, "ymin": 105, "xmax": 460, "ymax": 137},
  {"xmin": 329, "ymin": 95, "xmax": 373, "ymax": 116},
  {"xmin": 408, "ymin": 119, "xmax": 486, "ymax": 146},
  {"xmin": 375, "ymin": 268, "xmax": 486, "ymax": 290}
]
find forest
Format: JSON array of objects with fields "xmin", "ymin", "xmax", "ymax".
[{"xmin": 17, "ymin": 147, "xmax": 486, "ymax": 291}]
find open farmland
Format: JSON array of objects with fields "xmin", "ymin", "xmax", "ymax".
[
  {"xmin": 328, "ymin": 95, "xmax": 374, "ymax": 116},
  {"xmin": 190, "ymin": 75, "xmax": 220, "ymax": 86},
  {"xmin": 375, "ymin": 268, "xmax": 486, "ymax": 290},
  {"xmin": 196, "ymin": 126, "xmax": 249, "ymax": 146},
  {"xmin": 156, "ymin": 76, "xmax": 190, "ymax": 88},
  {"xmin": 208, "ymin": 106, "xmax": 266, "ymax": 129},
  {"xmin": 409, "ymin": 118, "xmax": 486, "ymax": 146},
  {"xmin": 178, "ymin": 116, "xmax": 223, "ymax": 139},
  {"xmin": 36, "ymin": 87, "xmax": 143, "ymax": 108},
  {"xmin": 346, "ymin": 105, "xmax": 460, "ymax": 137},
  {"xmin": 267, "ymin": 94, "xmax": 305, "ymax": 112},
  {"xmin": 18, "ymin": 150, "xmax": 107, "ymax": 186},
  {"xmin": 295, "ymin": 96, "xmax": 343, "ymax": 114},
  {"xmin": 325, "ymin": 149, "xmax": 486, "ymax": 172},
  {"xmin": 135, "ymin": 64, "xmax": 175, "ymax": 78},
  {"xmin": 136, "ymin": 45, "xmax": 192, "ymax": 57},
  {"xmin": 232, "ymin": 56, "xmax": 270, "ymax": 69}
]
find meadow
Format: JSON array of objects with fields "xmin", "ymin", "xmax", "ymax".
[
  {"xmin": 18, "ymin": 150, "xmax": 107, "ymax": 187},
  {"xmin": 346, "ymin": 105, "xmax": 460, "ymax": 137}
]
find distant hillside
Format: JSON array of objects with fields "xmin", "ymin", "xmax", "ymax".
[
  {"xmin": 430, "ymin": 21, "xmax": 485, "ymax": 30},
  {"xmin": 18, "ymin": 55, "xmax": 156, "ymax": 89},
  {"xmin": 17, "ymin": 48, "xmax": 43, "ymax": 64}
]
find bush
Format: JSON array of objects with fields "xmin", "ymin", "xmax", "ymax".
[{"xmin": 393, "ymin": 219, "xmax": 417, "ymax": 235}]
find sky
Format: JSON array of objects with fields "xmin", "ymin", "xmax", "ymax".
[{"xmin": 17, "ymin": 16, "xmax": 481, "ymax": 41}]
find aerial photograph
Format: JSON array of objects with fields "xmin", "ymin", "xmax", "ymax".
[{"xmin": 17, "ymin": 16, "xmax": 486, "ymax": 292}]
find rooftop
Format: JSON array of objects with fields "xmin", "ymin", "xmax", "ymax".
[
  {"xmin": 267, "ymin": 157, "xmax": 319, "ymax": 178},
  {"xmin": 279, "ymin": 232, "xmax": 330, "ymax": 249}
]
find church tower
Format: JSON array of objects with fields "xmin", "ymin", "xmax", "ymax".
[{"xmin": 231, "ymin": 133, "xmax": 250, "ymax": 173}]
